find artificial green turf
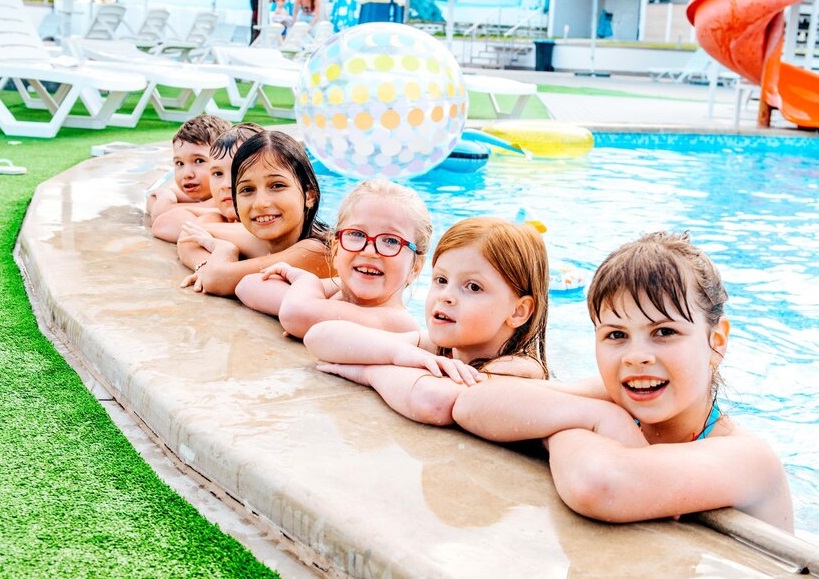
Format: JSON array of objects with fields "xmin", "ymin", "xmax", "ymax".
[
  {"xmin": 534, "ymin": 83, "xmax": 697, "ymax": 101},
  {"xmin": 0, "ymin": 90, "xmax": 284, "ymax": 578}
]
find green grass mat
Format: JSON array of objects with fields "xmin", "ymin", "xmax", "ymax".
[
  {"xmin": 0, "ymin": 90, "xmax": 283, "ymax": 578},
  {"xmin": 535, "ymin": 83, "xmax": 698, "ymax": 101}
]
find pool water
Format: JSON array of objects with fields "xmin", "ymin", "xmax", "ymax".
[{"xmin": 313, "ymin": 134, "xmax": 819, "ymax": 537}]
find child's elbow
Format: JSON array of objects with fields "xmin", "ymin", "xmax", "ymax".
[
  {"xmin": 553, "ymin": 457, "xmax": 631, "ymax": 522},
  {"xmin": 450, "ymin": 394, "xmax": 473, "ymax": 428},
  {"xmin": 408, "ymin": 378, "xmax": 457, "ymax": 426},
  {"xmin": 277, "ymin": 303, "xmax": 312, "ymax": 339},
  {"xmin": 235, "ymin": 273, "xmax": 262, "ymax": 307},
  {"xmin": 151, "ymin": 218, "xmax": 180, "ymax": 243}
]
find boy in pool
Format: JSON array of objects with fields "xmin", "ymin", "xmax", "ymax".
[{"xmin": 147, "ymin": 114, "xmax": 232, "ymax": 242}]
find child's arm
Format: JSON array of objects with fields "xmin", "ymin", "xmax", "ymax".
[
  {"xmin": 316, "ymin": 363, "xmax": 469, "ymax": 426},
  {"xmin": 147, "ymin": 186, "xmax": 179, "ymax": 220},
  {"xmin": 275, "ymin": 263, "xmax": 418, "ymax": 339},
  {"xmin": 147, "ymin": 182, "xmax": 200, "ymax": 221},
  {"xmin": 305, "ymin": 320, "xmax": 422, "ymax": 363},
  {"xmin": 305, "ymin": 320, "xmax": 481, "ymax": 384},
  {"xmin": 546, "ymin": 428, "xmax": 794, "ymax": 531},
  {"xmin": 151, "ymin": 203, "xmax": 219, "ymax": 243},
  {"xmin": 451, "ymin": 376, "xmax": 646, "ymax": 447},
  {"xmin": 178, "ymin": 220, "xmax": 270, "ymax": 270},
  {"xmin": 201, "ymin": 222, "xmax": 270, "ymax": 258},
  {"xmin": 180, "ymin": 237, "xmax": 331, "ymax": 296},
  {"xmin": 178, "ymin": 219, "xmax": 217, "ymax": 271},
  {"xmin": 235, "ymin": 262, "xmax": 327, "ymax": 316}
]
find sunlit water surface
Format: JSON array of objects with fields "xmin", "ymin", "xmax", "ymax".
[{"xmin": 313, "ymin": 136, "xmax": 819, "ymax": 537}]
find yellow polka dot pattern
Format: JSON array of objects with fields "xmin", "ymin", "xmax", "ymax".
[{"xmin": 295, "ymin": 23, "xmax": 467, "ymax": 179}]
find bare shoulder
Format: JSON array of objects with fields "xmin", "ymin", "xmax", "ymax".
[
  {"xmin": 197, "ymin": 212, "xmax": 227, "ymax": 224},
  {"xmin": 482, "ymin": 355, "xmax": 545, "ymax": 378},
  {"xmin": 376, "ymin": 308, "xmax": 419, "ymax": 333}
]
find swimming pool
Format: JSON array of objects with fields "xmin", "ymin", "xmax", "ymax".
[{"xmin": 313, "ymin": 132, "xmax": 819, "ymax": 538}]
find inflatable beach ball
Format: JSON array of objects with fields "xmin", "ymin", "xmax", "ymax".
[{"xmin": 295, "ymin": 23, "xmax": 468, "ymax": 179}]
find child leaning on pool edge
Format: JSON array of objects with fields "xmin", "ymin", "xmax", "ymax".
[
  {"xmin": 451, "ymin": 231, "xmax": 794, "ymax": 531},
  {"xmin": 177, "ymin": 122, "xmax": 269, "ymax": 272},
  {"xmin": 147, "ymin": 114, "xmax": 232, "ymax": 241},
  {"xmin": 236, "ymin": 179, "xmax": 432, "ymax": 338},
  {"xmin": 303, "ymin": 217, "xmax": 550, "ymax": 425},
  {"xmin": 180, "ymin": 130, "xmax": 331, "ymax": 296}
]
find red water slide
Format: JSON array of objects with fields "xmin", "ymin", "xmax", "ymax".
[{"xmin": 687, "ymin": 0, "xmax": 819, "ymax": 128}]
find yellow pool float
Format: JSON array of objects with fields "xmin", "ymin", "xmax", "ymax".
[{"xmin": 482, "ymin": 120, "xmax": 594, "ymax": 159}]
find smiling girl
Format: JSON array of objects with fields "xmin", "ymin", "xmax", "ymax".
[
  {"xmin": 179, "ymin": 130, "xmax": 331, "ymax": 296},
  {"xmin": 303, "ymin": 217, "xmax": 550, "ymax": 424},
  {"xmin": 236, "ymin": 179, "xmax": 431, "ymax": 338}
]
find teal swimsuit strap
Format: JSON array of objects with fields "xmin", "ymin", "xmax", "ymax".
[
  {"xmin": 633, "ymin": 402, "xmax": 722, "ymax": 441},
  {"xmin": 696, "ymin": 402, "xmax": 722, "ymax": 441}
]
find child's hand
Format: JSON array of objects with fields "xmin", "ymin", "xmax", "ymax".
[
  {"xmin": 178, "ymin": 221, "xmax": 216, "ymax": 252},
  {"xmin": 260, "ymin": 262, "xmax": 314, "ymax": 284},
  {"xmin": 180, "ymin": 269, "xmax": 205, "ymax": 292},
  {"xmin": 315, "ymin": 362, "xmax": 372, "ymax": 386},
  {"xmin": 394, "ymin": 349, "xmax": 484, "ymax": 386}
]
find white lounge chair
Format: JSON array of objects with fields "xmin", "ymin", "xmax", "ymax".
[
  {"xmin": 209, "ymin": 45, "xmax": 302, "ymax": 120},
  {"xmin": 0, "ymin": 0, "xmax": 147, "ymax": 138},
  {"xmin": 462, "ymin": 73, "xmax": 538, "ymax": 119},
  {"xmin": 649, "ymin": 48, "xmax": 739, "ymax": 86},
  {"xmin": 63, "ymin": 37, "xmax": 231, "ymax": 126},
  {"xmin": 279, "ymin": 21, "xmax": 311, "ymax": 60},
  {"xmin": 82, "ymin": 4, "xmax": 128, "ymax": 40},
  {"xmin": 151, "ymin": 11, "xmax": 221, "ymax": 62},
  {"xmin": 119, "ymin": 8, "xmax": 171, "ymax": 49},
  {"xmin": 251, "ymin": 22, "xmax": 285, "ymax": 48}
]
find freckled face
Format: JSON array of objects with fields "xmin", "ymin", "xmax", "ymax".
[
  {"xmin": 173, "ymin": 141, "xmax": 212, "ymax": 202},
  {"xmin": 234, "ymin": 153, "xmax": 314, "ymax": 252}
]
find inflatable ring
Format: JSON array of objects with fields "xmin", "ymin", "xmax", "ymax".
[
  {"xmin": 437, "ymin": 128, "xmax": 528, "ymax": 173},
  {"xmin": 482, "ymin": 120, "xmax": 594, "ymax": 159},
  {"xmin": 549, "ymin": 265, "xmax": 587, "ymax": 293},
  {"xmin": 438, "ymin": 139, "xmax": 490, "ymax": 173}
]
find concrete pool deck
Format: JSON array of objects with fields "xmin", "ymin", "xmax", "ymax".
[{"xmin": 12, "ymin": 74, "xmax": 819, "ymax": 578}]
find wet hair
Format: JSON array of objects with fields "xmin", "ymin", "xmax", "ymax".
[
  {"xmin": 587, "ymin": 231, "xmax": 728, "ymax": 392},
  {"xmin": 432, "ymin": 217, "xmax": 550, "ymax": 377},
  {"xmin": 210, "ymin": 122, "xmax": 264, "ymax": 161},
  {"xmin": 587, "ymin": 231, "xmax": 727, "ymax": 327},
  {"xmin": 333, "ymin": 179, "xmax": 433, "ymax": 259},
  {"xmin": 231, "ymin": 130, "xmax": 329, "ymax": 242},
  {"xmin": 173, "ymin": 114, "xmax": 232, "ymax": 147}
]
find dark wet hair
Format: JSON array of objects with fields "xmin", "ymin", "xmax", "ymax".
[
  {"xmin": 587, "ymin": 231, "xmax": 727, "ymax": 328},
  {"xmin": 173, "ymin": 114, "xmax": 232, "ymax": 147},
  {"xmin": 231, "ymin": 130, "xmax": 329, "ymax": 242},
  {"xmin": 210, "ymin": 122, "xmax": 264, "ymax": 160},
  {"xmin": 433, "ymin": 217, "xmax": 549, "ymax": 378}
]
